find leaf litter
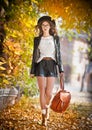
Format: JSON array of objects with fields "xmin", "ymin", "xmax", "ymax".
[{"xmin": 0, "ymin": 96, "xmax": 92, "ymax": 130}]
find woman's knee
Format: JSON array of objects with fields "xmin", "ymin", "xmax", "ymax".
[{"xmin": 45, "ymin": 91, "xmax": 52, "ymax": 99}]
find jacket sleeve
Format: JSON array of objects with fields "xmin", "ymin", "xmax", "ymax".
[
  {"xmin": 30, "ymin": 38, "xmax": 37, "ymax": 75},
  {"xmin": 56, "ymin": 36, "xmax": 64, "ymax": 73}
]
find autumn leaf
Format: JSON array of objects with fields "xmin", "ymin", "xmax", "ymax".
[{"xmin": 0, "ymin": 97, "xmax": 92, "ymax": 130}]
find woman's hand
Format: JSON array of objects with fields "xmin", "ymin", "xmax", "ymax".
[
  {"xmin": 60, "ymin": 72, "xmax": 64, "ymax": 79},
  {"xmin": 30, "ymin": 74, "xmax": 34, "ymax": 78}
]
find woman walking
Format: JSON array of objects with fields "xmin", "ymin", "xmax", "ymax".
[{"xmin": 30, "ymin": 16, "xmax": 64, "ymax": 126}]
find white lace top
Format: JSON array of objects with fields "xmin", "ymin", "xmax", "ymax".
[{"xmin": 37, "ymin": 36, "xmax": 56, "ymax": 63}]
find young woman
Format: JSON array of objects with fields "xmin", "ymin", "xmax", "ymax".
[{"xmin": 30, "ymin": 16, "xmax": 64, "ymax": 126}]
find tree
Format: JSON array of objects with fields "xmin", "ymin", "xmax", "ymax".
[
  {"xmin": 38, "ymin": 0, "xmax": 92, "ymax": 32},
  {"xmin": 0, "ymin": 0, "xmax": 38, "ymax": 90}
]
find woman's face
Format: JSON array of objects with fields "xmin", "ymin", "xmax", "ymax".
[{"xmin": 41, "ymin": 21, "xmax": 50, "ymax": 34}]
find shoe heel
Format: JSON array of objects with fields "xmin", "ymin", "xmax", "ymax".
[{"xmin": 42, "ymin": 114, "xmax": 47, "ymax": 126}]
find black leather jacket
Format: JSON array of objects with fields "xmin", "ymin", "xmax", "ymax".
[{"xmin": 30, "ymin": 35, "xmax": 64, "ymax": 75}]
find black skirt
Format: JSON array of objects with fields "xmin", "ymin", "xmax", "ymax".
[{"xmin": 35, "ymin": 59, "xmax": 58, "ymax": 77}]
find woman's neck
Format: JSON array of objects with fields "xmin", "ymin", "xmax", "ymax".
[{"xmin": 43, "ymin": 33, "xmax": 51, "ymax": 37}]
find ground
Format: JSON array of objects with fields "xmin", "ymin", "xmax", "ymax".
[{"xmin": 0, "ymin": 96, "xmax": 92, "ymax": 130}]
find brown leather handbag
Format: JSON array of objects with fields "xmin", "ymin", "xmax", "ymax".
[{"xmin": 50, "ymin": 77, "xmax": 71, "ymax": 113}]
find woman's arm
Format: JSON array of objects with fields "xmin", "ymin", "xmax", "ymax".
[
  {"xmin": 30, "ymin": 38, "xmax": 37, "ymax": 76},
  {"xmin": 56, "ymin": 36, "xmax": 64, "ymax": 73}
]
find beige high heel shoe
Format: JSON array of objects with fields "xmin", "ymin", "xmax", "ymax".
[
  {"xmin": 42, "ymin": 113, "xmax": 47, "ymax": 126},
  {"xmin": 46, "ymin": 104, "xmax": 50, "ymax": 121},
  {"xmin": 41, "ymin": 109, "xmax": 47, "ymax": 126}
]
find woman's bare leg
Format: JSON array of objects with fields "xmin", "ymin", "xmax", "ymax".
[
  {"xmin": 37, "ymin": 76, "xmax": 55, "ymax": 125},
  {"xmin": 37, "ymin": 76, "xmax": 47, "ymax": 126},
  {"xmin": 37, "ymin": 76, "xmax": 55, "ymax": 108},
  {"xmin": 45, "ymin": 77, "xmax": 55, "ymax": 120},
  {"xmin": 37, "ymin": 76, "xmax": 46, "ymax": 109},
  {"xmin": 45, "ymin": 77, "xmax": 55, "ymax": 105}
]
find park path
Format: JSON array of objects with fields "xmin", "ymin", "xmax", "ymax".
[{"xmin": 0, "ymin": 81, "xmax": 92, "ymax": 130}]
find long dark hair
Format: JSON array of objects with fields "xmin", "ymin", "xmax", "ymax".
[{"xmin": 35, "ymin": 20, "xmax": 57, "ymax": 36}]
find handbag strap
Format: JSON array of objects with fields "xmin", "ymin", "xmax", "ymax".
[{"xmin": 60, "ymin": 76, "xmax": 64, "ymax": 91}]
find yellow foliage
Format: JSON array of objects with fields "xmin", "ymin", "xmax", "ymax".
[
  {"xmin": 38, "ymin": 0, "xmax": 92, "ymax": 31},
  {"xmin": 0, "ymin": 61, "xmax": 6, "ymax": 65},
  {"xmin": 0, "ymin": 74, "xmax": 6, "ymax": 77},
  {"xmin": 4, "ymin": 40, "xmax": 23, "ymax": 56},
  {"xmin": 31, "ymin": 0, "xmax": 38, "ymax": 5},
  {"xmin": 0, "ymin": 66, "xmax": 6, "ymax": 70},
  {"xmin": 13, "ymin": 66, "xmax": 19, "ymax": 75},
  {"xmin": 0, "ymin": 97, "xmax": 92, "ymax": 129},
  {"xmin": 0, "ymin": 0, "xmax": 39, "ymax": 88},
  {"xmin": 3, "ymin": 79, "xmax": 9, "ymax": 84}
]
